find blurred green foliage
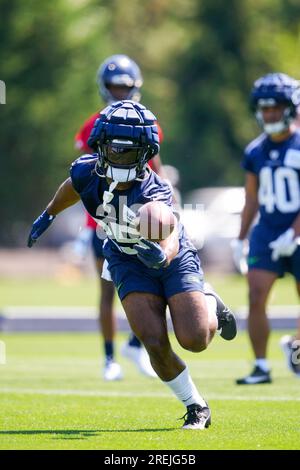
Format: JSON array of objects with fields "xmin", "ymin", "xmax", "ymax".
[{"xmin": 0, "ymin": 0, "xmax": 300, "ymax": 244}]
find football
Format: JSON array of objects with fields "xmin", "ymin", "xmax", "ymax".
[{"xmin": 135, "ymin": 201, "xmax": 176, "ymax": 241}]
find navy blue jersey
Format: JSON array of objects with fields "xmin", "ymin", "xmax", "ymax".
[
  {"xmin": 70, "ymin": 155, "xmax": 196, "ymax": 259},
  {"xmin": 243, "ymin": 131, "xmax": 300, "ymax": 229}
]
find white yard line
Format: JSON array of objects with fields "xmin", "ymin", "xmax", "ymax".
[{"xmin": 0, "ymin": 387, "xmax": 300, "ymax": 401}]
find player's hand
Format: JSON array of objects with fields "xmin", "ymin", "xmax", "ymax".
[
  {"xmin": 230, "ymin": 239, "xmax": 249, "ymax": 275},
  {"xmin": 134, "ymin": 239, "xmax": 168, "ymax": 269},
  {"xmin": 269, "ymin": 228, "xmax": 298, "ymax": 261},
  {"xmin": 27, "ymin": 210, "xmax": 56, "ymax": 247}
]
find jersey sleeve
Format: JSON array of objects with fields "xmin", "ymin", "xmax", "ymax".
[
  {"xmin": 70, "ymin": 155, "xmax": 97, "ymax": 194},
  {"xmin": 74, "ymin": 112, "xmax": 100, "ymax": 153},
  {"xmin": 142, "ymin": 176, "xmax": 173, "ymax": 208}
]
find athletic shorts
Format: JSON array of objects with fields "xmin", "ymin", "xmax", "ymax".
[
  {"xmin": 91, "ymin": 230, "xmax": 105, "ymax": 259},
  {"xmin": 104, "ymin": 247, "xmax": 204, "ymax": 301},
  {"xmin": 248, "ymin": 224, "xmax": 300, "ymax": 280}
]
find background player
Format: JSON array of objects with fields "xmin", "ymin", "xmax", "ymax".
[
  {"xmin": 74, "ymin": 55, "xmax": 164, "ymax": 380},
  {"xmin": 232, "ymin": 73, "xmax": 300, "ymax": 384},
  {"xmin": 27, "ymin": 100, "xmax": 237, "ymax": 429}
]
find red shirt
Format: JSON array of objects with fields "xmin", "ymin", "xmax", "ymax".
[{"xmin": 75, "ymin": 111, "xmax": 164, "ymax": 230}]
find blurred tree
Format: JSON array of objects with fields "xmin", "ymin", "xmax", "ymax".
[
  {"xmin": 0, "ymin": 0, "xmax": 74, "ymax": 243},
  {"xmin": 0, "ymin": 0, "xmax": 300, "ymax": 244},
  {"xmin": 171, "ymin": 0, "xmax": 300, "ymax": 191}
]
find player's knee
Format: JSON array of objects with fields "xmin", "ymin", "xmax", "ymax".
[
  {"xmin": 249, "ymin": 285, "xmax": 267, "ymax": 309},
  {"xmin": 177, "ymin": 330, "xmax": 209, "ymax": 353}
]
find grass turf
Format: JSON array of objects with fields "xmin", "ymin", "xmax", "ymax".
[
  {"xmin": 0, "ymin": 331, "xmax": 299, "ymax": 450},
  {"xmin": 0, "ymin": 273, "xmax": 299, "ymax": 308}
]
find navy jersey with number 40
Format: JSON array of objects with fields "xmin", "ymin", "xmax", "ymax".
[{"xmin": 243, "ymin": 130, "xmax": 300, "ymax": 230}]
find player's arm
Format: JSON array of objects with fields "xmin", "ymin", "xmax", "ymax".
[
  {"xmin": 238, "ymin": 172, "xmax": 259, "ymax": 240},
  {"xmin": 46, "ymin": 178, "xmax": 80, "ymax": 215},
  {"xmin": 231, "ymin": 172, "xmax": 258, "ymax": 273},
  {"xmin": 27, "ymin": 178, "xmax": 80, "ymax": 247}
]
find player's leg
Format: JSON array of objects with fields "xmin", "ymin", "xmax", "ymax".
[
  {"xmin": 168, "ymin": 291, "xmax": 217, "ymax": 353},
  {"xmin": 95, "ymin": 256, "xmax": 122, "ymax": 380},
  {"xmin": 122, "ymin": 292, "xmax": 180, "ymax": 379},
  {"xmin": 94, "ymin": 229, "xmax": 155, "ymax": 378},
  {"xmin": 162, "ymin": 249, "xmax": 237, "ymax": 345},
  {"xmin": 160, "ymin": 250, "xmax": 235, "ymax": 429},
  {"xmin": 236, "ymin": 269, "xmax": 277, "ymax": 384},
  {"xmin": 96, "ymin": 258, "xmax": 115, "ymax": 350},
  {"xmin": 166, "ymin": 288, "xmax": 236, "ymax": 429},
  {"xmin": 122, "ymin": 292, "xmax": 211, "ymax": 429},
  {"xmin": 248, "ymin": 269, "xmax": 277, "ymax": 358}
]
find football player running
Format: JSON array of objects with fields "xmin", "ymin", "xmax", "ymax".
[
  {"xmin": 232, "ymin": 73, "xmax": 300, "ymax": 385},
  {"xmin": 74, "ymin": 55, "xmax": 164, "ymax": 381},
  {"xmin": 28, "ymin": 100, "xmax": 237, "ymax": 429}
]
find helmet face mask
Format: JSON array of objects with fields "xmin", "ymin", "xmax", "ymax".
[
  {"xmin": 97, "ymin": 55, "xmax": 143, "ymax": 104},
  {"xmin": 255, "ymin": 101, "xmax": 292, "ymax": 135},
  {"xmin": 106, "ymin": 140, "xmax": 142, "ymax": 166},
  {"xmin": 100, "ymin": 139, "xmax": 150, "ymax": 183},
  {"xmin": 250, "ymin": 73, "xmax": 300, "ymax": 135},
  {"xmin": 106, "ymin": 85, "xmax": 135, "ymax": 102}
]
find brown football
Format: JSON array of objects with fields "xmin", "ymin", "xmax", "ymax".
[{"xmin": 135, "ymin": 201, "xmax": 176, "ymax": 241}]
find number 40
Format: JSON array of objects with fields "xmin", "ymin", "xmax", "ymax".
[{"xmin": 258, "ymin": 167, "xmax": 300, "ymax": 213}]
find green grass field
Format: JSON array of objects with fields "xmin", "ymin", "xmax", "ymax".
[
  {"xmin": 1, "ymin": 272, "xmax": 299, "ymax": 308},
  {"xmin": 0, "ymin": 331, "xmax": 299, "ymax": 450}
]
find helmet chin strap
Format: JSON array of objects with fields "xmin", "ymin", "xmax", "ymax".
[
  {"xmin": 102, "ymin": 166, "xmax": 136, "ymax": 212},
  {"xmin": 101, "ymin": 164, "xmax": 151, "ymax": 211},
  {"xmin": 103, "ymin": 180, "xmax": 118, "ymax": 212}
]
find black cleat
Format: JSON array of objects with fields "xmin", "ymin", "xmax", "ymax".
[
  {"xmin": 204, "ymin": 284, "xmax": 237, "ymax": 341},
  {"xmin": 181, "ymin": 403, "xmax": 211, "ymax": 430},
  {"xmin": 236, "ymin": 365, "xmax": 272, "ymax": 385}
]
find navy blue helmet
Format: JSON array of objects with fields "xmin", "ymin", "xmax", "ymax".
[
  {"xmin": 97, "ymin": 55, "xmax": 143, "ymax": 104},
  {"xmin": 250, "ymin": 73, "xmax": 300, "ymax": 134},
  {"xmin": 88, "ymin": 100, "xmax": 160, "ymax": 182}
]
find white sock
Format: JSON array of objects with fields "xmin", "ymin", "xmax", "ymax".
[
  {"xmin": 255, "ymin": 358, "xmax": 270, "ymax": 373},
  {"xmin": 164, "ymin": 367, "xmax": 207, "ymax": 408}
]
